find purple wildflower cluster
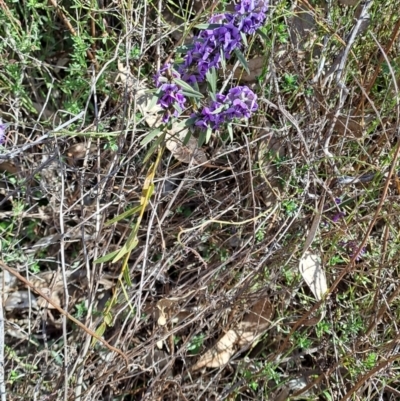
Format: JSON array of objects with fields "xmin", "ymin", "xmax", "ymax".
[
  {"xmin": 154, "ymin": 65, "xmax": 187, "ymax": 123},
  {"xmin": 0, "ymin": 120, "xmax": 7, "ymax": 145},
  {"xmin": 179, "ymin": 0, "xmax": 269, "ymax": 85},
  {"xmin": 153, "ymin": 0, "xmax": 268, "ymax": 128},
  {"xmin": 230, "ymin": 0, "xmax": 270, "ymax": 34},
  {"xmin": 192, "ymin": 86, "xmax": 258, "ymax": 131},
  {"xmin": 179, "ymin": 22, "xmax": 242, "ymax": 85},
  {"xmin": 331, "ymin": 198, "xmax": 346, "ymax": 223},
  {"xmin": 339, "ymin": 240, "xmax": 367, "ymax": 261}
]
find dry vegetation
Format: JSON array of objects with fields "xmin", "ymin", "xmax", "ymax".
[{"xmin": 1, "ymin": 0, "xmax": 400, "ymax": 400}]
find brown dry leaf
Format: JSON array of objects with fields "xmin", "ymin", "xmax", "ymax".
[
  {"xmin": 299, "ymin": 251, "xmax": 327, "ymax": 301},
  {"xmin": 156, "ymin": 298, "xmax": 176, "ymax": 326},
  {"xmin": 333, "ymin": 112, "xmax": 373, "ymax": 138},
  {"xmin": 232, "ymin": 57, "xmax": 265, "ymax": 83},
  {"xmin": 192, "ymin": 299, "xmax": 273, "ymax": 370},
  {"xmin": 116, "ymin": 60, "xmax": 136, "ymax": 93},
  {"xmin": 30, "ymin": 271, "xmax": 82, "ymax": 309},
  {"xmin": 64, "ymin": 143, "xmax": 97, "ymax": 165},
  {"xmin": 5, "ymin": 291, "xmax": 37, "ymax": 311},
  {"xmin": 191, "ymin": 329, "xmax": 238, "ymax": 370},
  {"xmin": 32, "ymin": 272, "xmax": 64, "ymax": 309},
  {"xmin": 165, "ymin": 129, "xmax": 208, "ymax": 165},
  {"xmin": 0, "ymin": 161, "xmax": 19, "ymax": 175},
  {"xmin": 236, "ymin": 298, "xmax": 273, "ymax": 347}
]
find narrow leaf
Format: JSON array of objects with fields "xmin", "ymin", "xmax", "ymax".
[
  {"xmin": 195, "ymin": 23, "xmax": 223, "ymax": 30},
  {"xmin": 143, "ymin": 133, "xmax": 165, "ymax": 164},
  {"xmin": 91, "ymin": 323, "xmax": 106, "ymax": 346},
  {"xmin": 206, "ymin": 127, "xmax": 213, "ymax": 143},
  {"xmin": 182, "ymin": 129, "xmax": 193, "ymax": 146},
  {"xmin": 181, "ymin": 89, "xmax": 204, "ymax": 99},
  {"xmin": 206, "ymin": 67, "xmax": 217, "ymax": 95},
  {"xmin": 227, "ymin": 124, "xmax": 233, "ymax": 142},
  {"xmin": 240, "ymin": 32, "xmax": 248, "ymax": 47},
  {"xmin": 123, "ymin": 264, "xmax": 132, "ymax": 287},
  {"xmin": 148, "ymin": 90, "xmax": 161, "ymax": 110},
  {"xmin": 94, "ymin": 250, "xmax": 120, "ymax": 264},
  {"xmin": 234, "ymin": 48, "xmax": 250, "ymax": 75},
  {"xmin": 173, "ymin": 78, "xmax": 203, "ymax": 98},
  {"xmin": 104, "ymin": 312, "xmax": 113, "ymax": 326},
  {"xmin": 140, "ymin": 127, "xmax": 161, "ymax": 146},
  {"xmin": 198, "ymin": 130, "xmax": 207, "ymax": 147},
  {"xmin": 104, "ymin": 205, "xmax": 141, "ymax": 226}
]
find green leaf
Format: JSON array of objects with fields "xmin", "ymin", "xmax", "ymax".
[
  {"xmin": 143, "ymin": 132, "xmax": 166, "ymax": 164},
  {"xmin": 91, "ymin": 323, "xmax": 106, "ymax": 346},
  {"xmin": 195, "ymin": 23, "xmax": 223, "ymax": 30},
  {"xmin": 140, "ymin": 127, "xmax": 161, "ymax": 146},
  {"xmin": 240, "ymin": 32, "xmax": 248, "ymax": 47},
  {"xmin": 123, "ymin": 265, "xmax": 132, "ymax": 286},
  {"xmin": 184, "ymin": 117, "xmax": 197, "ymax": 127},
  {"xmin": 206, "ymin": 67, "xmax": 217, "ymax": 95},
  {"xmin": 173, "ymin": 78, "xmax": 203, "ymax": 98},
  {"xmin": 211, "ymin": 104, "xmax": 225, "ymax": 115},
  {"xmin": 234, "ymin": 48, "xmax": 250, "ymax": 75},
  {"xmin": 112, "ymin": 231, "xmax": 139, "ymax": 263},
  {"xmin": 182, "ymin": 129, "xmax": 192, "ymax": 146},
  {"xmin": 227, "ymin": 123, "xmax": 233, "ymax": 142},
  {"xmin": 206, "ymin": 127, "xmax": 213, "ymax": 143},
  {"xmin": 181, "ymin": 89, "xmax": 204, "ymax": 99},
  {"xmin": 104, "ymin": 312, "xmax": 113, "ymax": 326},
  {"xmin": 148, "ymin": 90, "xmax": 161, "ymax": 110},
  {"xmin": 94, "ymin": 250, "xmax": 120, "ymax": 264},
  {"xmin": 104, "ymin": 205, "xmax": 141, "ymax": 226},
  {"xmin": 257, "ymin": 27, "xmax": 269, "ymax": 42},
  {"xmin": 219, "ymin": 48, "xmax": 226, "ymax": 70},
  {"xmin": 198, "ymin": 130, "xmax": 206, "ymax": 147}
]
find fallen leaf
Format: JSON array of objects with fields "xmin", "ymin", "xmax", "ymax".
[
  {"xmin": 191, "ymin": 329, "xmax": 238, "ymax": 370},
  {"xmin": 165, "ymin": 129, "xmax": 208, "ymax": 165},
  {"xmin": 191, "ymin": 298, "xmax": 273, "ymax": 370},
  {"xmin": 136, "ymin": 86, "xmax": 163, "ymax": 128},
  {"xmin": 156, "ymin": 298, "xmax": 176, "ymax": 326},
  {"xmin": 236, "ymin": 298, "xmax": 273, "ymax": 347},
  {"xmin": 0, "ymin": 161, "xmax": 19, "ymax": 175},
  {"xmin": 64, "ymin": 143, "xmax": 97, "ymax": 165},
  {"xmin": 5, "ymin": 291, "xmax": 37, "ymax": 311},
  {"xmin": 299, "ymin": 251, "xmax": 327, "ymax": 301}
]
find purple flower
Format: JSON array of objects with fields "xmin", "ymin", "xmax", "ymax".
[
  {"xmin": 0, "ymin": 120, "xmax": 7, "ymax": 145},
  {"xmin": 339, "ymin": 240, "xmax": 366, "ymax": 261},
  {"xmin": 235, "ymin": 0, "xmax": 268, "ymax": 14},
  {"xmin": 156, "ymin": 83, "xmax": 186, "ymax": 122},
  {"xmin": 332, "ymin": 211, "xmax": 346, "ymax": 223},
  {"xmin": 154, "ymin": 63, "xmax": 176, "ymax": 88},
  {"xmin": 178, "ymin": 17, "xmax": 242, "ymax": 84},
  {"xmin": 233, "ymin": 0, "xmax": 269, "ymax": 34},
  {"xmin": 192, "ymin": 86, "xmax": 258, "ymax": 131}
]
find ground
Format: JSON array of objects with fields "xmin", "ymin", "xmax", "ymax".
[{"xmin": 1, "ymin": 0, "xmax": 400, "ymax": 400}]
